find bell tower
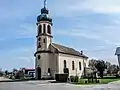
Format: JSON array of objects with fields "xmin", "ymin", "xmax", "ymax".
[
  {"xmin": 35, "ymin": 0, "xmax": 53, "ymax": 80},
  {"xmin": 36, "ymin": 0, "xmax": 53, "ymax": 51}
]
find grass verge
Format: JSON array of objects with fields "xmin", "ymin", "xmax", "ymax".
[{"xmin": 74, "ymin": 78, "xmax": 120, "ymax": 85}]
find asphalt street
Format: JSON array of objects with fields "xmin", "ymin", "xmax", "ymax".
[{"xmin": 0, "ymin": 80, "xmax": 120, "ymax": 90}]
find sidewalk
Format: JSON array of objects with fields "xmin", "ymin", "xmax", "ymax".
[
  {"xmin": 0, "ymin": 77, "xmax": 37, "ymax": 82},
  {"xmin": 0, "ymin": 77, "xmax": 12, "ymax": 82}
]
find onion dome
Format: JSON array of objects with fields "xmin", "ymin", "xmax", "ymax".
[{"xmin": 37, "ymin": 7, "xmax": 52, "ymax": 22}]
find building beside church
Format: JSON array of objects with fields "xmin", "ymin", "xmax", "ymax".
[
  {"xmin": 34, "ymin": 2, "xmax": 89, "ymax": 80},
  {"xmin": 115, "ymin": 47, "xmax": 120, "ymax": 67}
]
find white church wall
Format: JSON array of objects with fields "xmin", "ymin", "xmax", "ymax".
[
  {"xmin": 83, "ymin": 59, "xmax": 89, "ymax": 68},
  {"xmin": 36, "ymin": 53, "xmax": 51, "ymax": 78},
  {"xmin": 118, "ymin": 55, "xmax": 120, "ymax": 67},
  {"xmin": 36, "ymin": 51, "xmax": 59, "ymax": 79},
  {"xmin": 49, "ymin": 53, "xmax": 59, "ymax": 78},
  {"xmin": 37, "ymin": 35, "xmax": 52, "ymax": 51},
  {"xmin": 58, "ymin": 53, "xmax": 88, "ymax": 78},
  {"xmin": 48, "ymin": 46, "xmax": 59, "ymax": 78}
]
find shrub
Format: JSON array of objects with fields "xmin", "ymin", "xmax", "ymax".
[
  {"xmin": 74, "ymin": 76, "xmax": 79, "ymax": 82},
  {"xmin": 0, "ymin": 72, "xmax": 3, "ymax": 76},
  {"xmin": 55, "ymin": 74, "xmax": 68, "ymax": 82},
  {"xmin": 97, "ymin": 80, "xmax": 100, "ymax": 83},
  {"xmin": 85, "ymin": 80, "xmax": 87, "ymax": 84},
  {"xmin": 70, "ymin": 76, "xmax": 74, "ymax": 82},
  {"xmin": 70, "ymin": 76, "xmax": 79, "ymax": 82}
]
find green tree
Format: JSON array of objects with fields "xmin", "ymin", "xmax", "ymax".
[
  {"xmin": 89, "ymin": 59, "xmax": 98, "ymax": 69},
  {"xmin": 108, "ymin": 65, "xmax": 118, "ymax": 75},
  {"xmin": 95, "ymin": 60, "xmax": 107, "ymax": 78},
  {"xmin": 5, "ymin": 70, "xmax": 8, "ymax": 75}
]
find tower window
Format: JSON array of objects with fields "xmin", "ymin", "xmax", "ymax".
[
  {"xmin": 38, "ymin": 25, "xmax": 42, "ymax": 34},
  {"xmin": 64, "ymin": 60, "xmax": 67, "ymax": 68},
  {"xmin": 48, "ymin": 68, "xmax": 51, "ymax": 76},
  {"xmin": 38, "ymin": 37, "xmax": 41, "ymax": 41},
  {"xmin": 48, "ymin": 68, "xmax": 50, "ymax": 73},
  {"xmin": 43, "ymin": 38, "xmax": 46, "ymax": 43},
  {"xmin": 79, "ymin": 62, "xmax": 81, "ymax": 70},
  {"xmin": 43, "ymin": 24, "xmax": 46, "ymax": 33},
  {"xmin": 38, "ymin": 55, "xmax": 40, "ymax": 59},
  {"xmin": 38, "ymin": 43, "xmax": 41, "ymax": 48},
  {"xmin": 72, "ymin": 61, "xmax": 75, "ymax": 70},
  {"xmin": 47, "ymin": 25, "xmax": 51, "ymax": 34}
]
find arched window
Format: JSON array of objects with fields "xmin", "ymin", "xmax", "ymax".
[
  {"xmin": 38, "ymin": 43, "xmax": 41, "ymax": 48},
  {"xmin": 38, "ymin": 55, "xmax": 40, "ymax": 59},
  {"xmin": 38, "ymin": 37, "xmax": 41, "ymax": 41},
  {"xmin": 38, "ymin": 25, "xmax": 42, "ymax": 34},
  {"xmin": 47, "ymin": 25, "xmax": 51, "ymax": 34},
  {"xmin": 72, "ymin": 61, "xmax": 75, "ymax": 70},
  {"xmin": 64, "ymin": 60, "xmax": 67, "ymax": 68},
  {"xmin": 43, "ymin": 24, "xmax": 46, "ymax": 33},
  {"xmin": 79, "ymin": 62, "xmax": 81, "ymax": 70},
  {"xmin": 48, "ymin": 68, "xmax": 50, "ymax": 73},
  {"xmin": 48, "ymin": 68, "xmax": 51, "ymax": 76},
  {"xmin": 43, "ymin": 38, "xmax": 46, "ymax": 43}
]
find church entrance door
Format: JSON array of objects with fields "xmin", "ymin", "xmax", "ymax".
[{"xmin": 37, "ymin": 67, "xmax": 41, "ymax": 80}]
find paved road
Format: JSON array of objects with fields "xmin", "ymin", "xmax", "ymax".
[{"xmin": 0, "ymin": 80, "xmax": 120, "ymax": 90}]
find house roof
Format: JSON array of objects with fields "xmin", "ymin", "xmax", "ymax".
[
  {"xmin": 52, "ymin": 43, "xmax": 88, "ymax": 58},
  {"xmin": 115, "ymin": 47, "xmax": 120, "ymax": 55}
]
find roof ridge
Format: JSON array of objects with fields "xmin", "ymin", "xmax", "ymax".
[
  {"xmin": 53, "ymin": 43, "xmax": 74, "ymax": 49},
  {"xmin": 52, "ymin": 43, "xmax": 60, "ymax": 51},
  {"xmin": 52, "ymin": 43, "xmax": 88, "ymax": 58},
  {"xmin": 52, "ymin": 43, "xmax": 80, "ymax": 53}
]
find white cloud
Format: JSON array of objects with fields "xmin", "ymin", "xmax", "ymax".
[
  {"xmin": 0, "ymin": 0, "xmax": 120, "ymax": 20},
  {"xmin": 0, "ymin": 23, "xmax": 37, "ymax": 40},
  {"xmin": 0, "ymin": 0, "xmax": 42, "ymax": 20},
  {"xmin": 49, "ymin": 0, "xmax": 120, "ymax": 17},
  {"xmin": 18, "ymin": 23, "xmax": 36, "ymax": 39},
  {"xmin": 14, "ymin": 57, "xmax": 33, "ymax": 63},
  {"xmin": 0, "ymin": 46, "xmax": 35, "ymax": 70},
  {"xmin": 55, "ymin": 22, "xmax": 120, "ymax": 64},
  {"xmin": 1, "ymin": 0, "xmax": 120, "ymax": 21},
  {"xmin": 112, "ymin": 20, "xmax": 120, "ymax": 25},
  {"xmin": 81, "ymin": 0, "xmax": 120, "ymax": 13}
]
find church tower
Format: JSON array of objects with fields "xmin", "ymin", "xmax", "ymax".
[
  {"xmin": 36, "ymin": 0, "xmax": 52, "ymax": 51},
  {"xmin": 35, "ymin": 0, "xmax": 53, "ymax": 80}
]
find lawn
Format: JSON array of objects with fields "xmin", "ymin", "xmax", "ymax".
[
  {"xmin": 99, "ymin": 78, "xmax": 120, "ymax": 84},
  {"xmin": 74, "ymin": 77, "xmax": 120, "ymax": 84}
]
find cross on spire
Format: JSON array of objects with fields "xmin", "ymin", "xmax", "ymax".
[{"xmin": 44, "ymin": 0, "xmax": 46, "ymax": 8}]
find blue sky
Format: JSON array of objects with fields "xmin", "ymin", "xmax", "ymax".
[{"xmin": 0, "ymin": 0, "xmax": 120, "ymax": 71}]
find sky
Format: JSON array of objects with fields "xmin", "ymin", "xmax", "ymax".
[{"xmin": 0, "ymin": 0, "xmax": 120, "ymax": 71}]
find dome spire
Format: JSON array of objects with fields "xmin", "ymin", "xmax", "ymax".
[
  {"xmin": 37, "ymin": 0, "xmax": 52, "ymax": 23},
  {"xmin": 44, "ymin": 0, "xmax": 46, "ymax": 8},
  {"xmin": 41, "ymin": 0, "xmax": 48, "ymax": 14}
]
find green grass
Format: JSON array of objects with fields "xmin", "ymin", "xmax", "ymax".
[
  {"xmin": 74, "ymin": 77, "xmax": 120, "ymax": 85},
  {"xmin": 99, "ymin": 78, "xmax": 120, "ymax": 84}
]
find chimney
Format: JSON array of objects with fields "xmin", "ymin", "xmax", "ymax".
[{"xmin": 81, "ymin": 50, "xmax": 83, "ymax": 55}]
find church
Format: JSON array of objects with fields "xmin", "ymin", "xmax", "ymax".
[{"xmin": 34, "ymin": 1, "xmax": 89, "ymax": 80}]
